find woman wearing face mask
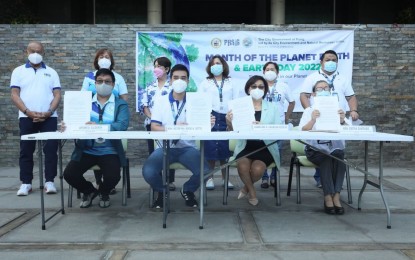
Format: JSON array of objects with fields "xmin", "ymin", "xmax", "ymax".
[
  {"xmin": 82, "ymin": 48, "xmax": 128, "ymax": 101},
  {"xmin": 260, "ymin": 62, "xmax": 296, "ymax": 189},
  {"xmin": 140, "ymin": 57, "xmax": 176, "ymax": 191},
  {"xmin": 225, "ymin": 75, "xmax": 283, "ymax": 206},
  {"xmin": 198, "ymin": 55, "xmax": 241, "ymax": 190},
  {"xmin": 299, "ymin": 80, "xmax": 347, "ymax": 215},
  {"xmin": 81, "ymin": 48, "xmax": 128, "ymax": 194}
]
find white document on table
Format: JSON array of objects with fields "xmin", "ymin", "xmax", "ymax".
[
  {"xmin": 185, "ymin": 92, "xmax": 212, "ymax": 133},
  {"xmin": 228, "ymin": 96, "xmax": 255, "ymax": 132},
  {"xmin": 313, "ymin": 96, "xmax": 340, "ymax": 132},
  {"xmin": 63, "ymin": 91, "xmax": 92, "ymax": 133}
]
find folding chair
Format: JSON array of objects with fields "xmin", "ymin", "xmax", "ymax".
[
  {"xmin": 287, "ymin": 138, "xmax": 352, "ymax": 204},
  {"xmin": 68, "ymin": 139, "xmax": 131, "ymax": 207},
  {"xmin": 223, "ymin": 139, "xmax": 281, "ymax": 206}
]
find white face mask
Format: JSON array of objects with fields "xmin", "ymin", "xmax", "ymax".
[
  {"xmin": 250, "ymin": 88, "xmax": 264, "ymax": 100},
  {"xmin": 172, "ymin": 79, "xmax": 187, "ymax": 93},
  {"xmin": 95, "ymin": 83, "xmax": 113, "ymax": 97},
  {"xmin": 210, "ymin": 64, "xmax": 223, "ymax": 76},
  {"xmin": 324, "ymin": 61, "xmax": 337, "ymax": 73},
  {"xmin": 98, "ymin": 58, "xmax": 112, "ymax": 69},
  {"xmin": 28, "ymin": 53, "xmax": 43, "ymax": 65},
  {"xmin": 263, "ymin": 70, "xmax": 277, "ymax": 81}
]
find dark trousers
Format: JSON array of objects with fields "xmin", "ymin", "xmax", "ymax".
[
  {"xmin": 305, "ymin": 149, "xmax": 346, "ymax": 196},
  {"xmin": 19, "ymin": 117, "xmax": 58, "ymax": 184},
  {"xmin": 64, "ymin": 153, "xmax": 121, "ymax": 196},
  {"xmin": 146, "ymin": 124, "xmax": 175, "ymax": 182}
]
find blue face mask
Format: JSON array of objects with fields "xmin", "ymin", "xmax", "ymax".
[
  {"xmin": 316, "ymin": 90, "xmax": 331, "ymax": 97},
  {"xmin": 324, "ymin": 61, "xmax": 337, "ymax": 73},
  {"xmin": 210, "ymin": 64, "xmax": 223, "ymax": 76}
]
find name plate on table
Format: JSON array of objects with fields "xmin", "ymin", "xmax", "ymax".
[
  {"xmin": 165, "ymin": 125, "xmax": 206, "ymax": 133},
  {"xmin": 67, "ymin": 124, "xmax": 110, "ymax": 134},
  {"xmin": 340, "ymin": 125, "xmax": 376, "ymax": 133},
  {"xmin": 252, "ymin": 124, "xmax": 290, "ymax": 132}
]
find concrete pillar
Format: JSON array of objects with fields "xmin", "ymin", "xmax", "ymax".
[
  {"xmin": 271, "ymin": 0, "xmax": 285, "ymax": 25},
  {"xmin": 148, "ymin": 0, "xmax": 162, "ymax": 24}
]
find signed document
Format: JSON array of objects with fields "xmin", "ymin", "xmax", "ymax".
[
  {"xmin": 185, "ymin": 92, "xmax": 212, "ymax": 132},
  {"xmin": 63, "ymin": 91, "xmax": 92, "ymax": 133},
  {"xmin": 228, "ymin": 96, "xmax": 255, "ymax": 132},
  {"xmin": 313, "ymin": 96, "xmax": 340, "ymax": 132}
]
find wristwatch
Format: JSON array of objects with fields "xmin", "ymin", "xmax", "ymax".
[{"xmin": 48, "ymin": 109, "xmax": 55, "ymax": 114}]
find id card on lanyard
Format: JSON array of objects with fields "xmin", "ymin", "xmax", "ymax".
[
  {"xmin": 213, "ymin": 78, "xmax": 225, "ymax": 111},
  {"xmin": 170, "ymin": 100, "xmax": 186, "ymax": 146}
]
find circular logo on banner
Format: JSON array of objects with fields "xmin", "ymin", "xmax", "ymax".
[
  {"xmin": 211, "ymin": 38, "xmax": 222, "ymax": 48},
  {"xmin": 242, "ymin": 37, "xmax": 253, "ymax": 48}
]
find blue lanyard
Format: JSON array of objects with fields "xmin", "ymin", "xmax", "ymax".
[
  {"xmin": 267, "ymin": 81, "xmax": 277, "ymax": 102},
  {"xmin": 212, "ymin": 78, "xmax": 225, "ymax": 102},
  {"xmin": 170, "ymin": 100, "xmax": 186, "ymax": 125},
  {"xmin": 319, "ymin": 71, "xmax": 338, "ymax": 91},
  {"xmin": 97, "ymin": 102, "xmax": 108, "ymax": 124}
]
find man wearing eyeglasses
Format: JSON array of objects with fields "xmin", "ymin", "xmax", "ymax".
[{"xmin": 63, "ymin": 68, "xmax": 130, "ymax": 208}]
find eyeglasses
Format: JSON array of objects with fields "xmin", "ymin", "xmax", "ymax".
[
  {"xmin": 250, "ymin": 85, "xmax": 265, "ymax": 90},
  {"xmin": 96, "ymin": 80, "xmax": 113, "ymax": 85},
  {"xmin": 315, "ymin": 86, "xmax": 330, "ymax": 92}
]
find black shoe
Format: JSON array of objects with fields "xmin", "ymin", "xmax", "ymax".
[
  {"xmin": 153, "ymin": 192, "xmax": 164, "ymax": 209},
  {"xmin": 180, "ymin": 189, "xmax": 198, "ymax": 208},
  {"xmin": 80, "ymin": 190, "xmax": 99, "ymax": 208},
  {"xmin": 260, "ymin": 179, "xmax": 269, "ymax": 189},
  {"xmin": 109, "ymin": 188, "xmax": 116, "ymax": 195},
  {"xmin": 99, "ymin": 194, "xmax": 111, "ymax": 208},
  {"xmin": 334, "ymin": 205, "xmax": 345, "ymax": 215},
  {"xmin": 270, "ymin": 178, "xmax": 276, "ymax": 188},
  {"xmin": 324, "ymin": 202, "xmax": 335, "ymax": 215}
]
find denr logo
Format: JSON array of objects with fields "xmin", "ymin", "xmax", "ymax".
[{"xmin": 242, "ymin": 37, "xmax": 253, "ymax": 48}]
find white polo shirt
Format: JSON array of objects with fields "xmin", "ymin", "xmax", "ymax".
[
  {"xmin": 197, "ymin": 77, "xmax": 242, "ymax": 114},
  {"xmin": 300, "ymin": 69, "xmax": 355, "ymax": 111},
  {"xmin": 10, "ymin": 62, "xmax": 61, "ymax": 118},
  {"xmin": 265, "ymin": 81, "xmax": 295, "ymax": 123},
  {"xmin": 151, "ymin": 91, "xmax": 196, "ymax": 149}
]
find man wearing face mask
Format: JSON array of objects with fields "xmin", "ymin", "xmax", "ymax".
[
  {"xmin": 63, "ymin": 69, "xmax": 129, "ymax": 208},
  {"xmin": 142, "ymin": 64, "xmax": 213, "ymax": 209},
  {"xmin": 81, "ymin": 48, "xmax": 128, "ymax": 194},
  {"xmin": 299, "ymin": 50, "xmax": 358, "ymax": 188},
  {"xmin": 10, "ymin": 41, "xmax": 61, "ymax": 196},
  {"xmin": 299, "ymin": 50, "xmax": 358, "ymax": 120}
]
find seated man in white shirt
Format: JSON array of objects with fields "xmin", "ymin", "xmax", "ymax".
[{"xmin": 142, "ymin": 64, "xmax": 213, "ymax": 209}]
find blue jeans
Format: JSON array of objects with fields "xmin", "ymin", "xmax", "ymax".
[{"xmin": 142, "ymin": 147, "xmax": 210, "ymax": 193}]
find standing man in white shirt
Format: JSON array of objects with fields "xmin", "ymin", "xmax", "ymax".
[{"xmin": 10, "ymin": 41, "xmax": 61, "ymax": 196}]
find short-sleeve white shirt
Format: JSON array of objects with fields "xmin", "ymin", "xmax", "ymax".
[
  {"xmin": 300, "ymin": 69, "xmax": 355, "ymax": 111},
  {"xmin": 151, "ymin": 92, "xmax": 196, "ymax": 149},
  {"xmin": 265, "ymin": 81, "xmax": 295, "ymax": 123},
  {"xmin": 197, "ymin": 77, "xmax": 241, "ymax": 114},
  {"xmin": 10, "ymin": 62, "xmax": 61, "ymax": 118}
]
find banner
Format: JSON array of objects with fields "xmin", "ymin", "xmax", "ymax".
[{"xmin": 136, "ymin": 30, "xmax": 354, "ymax": 112}]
